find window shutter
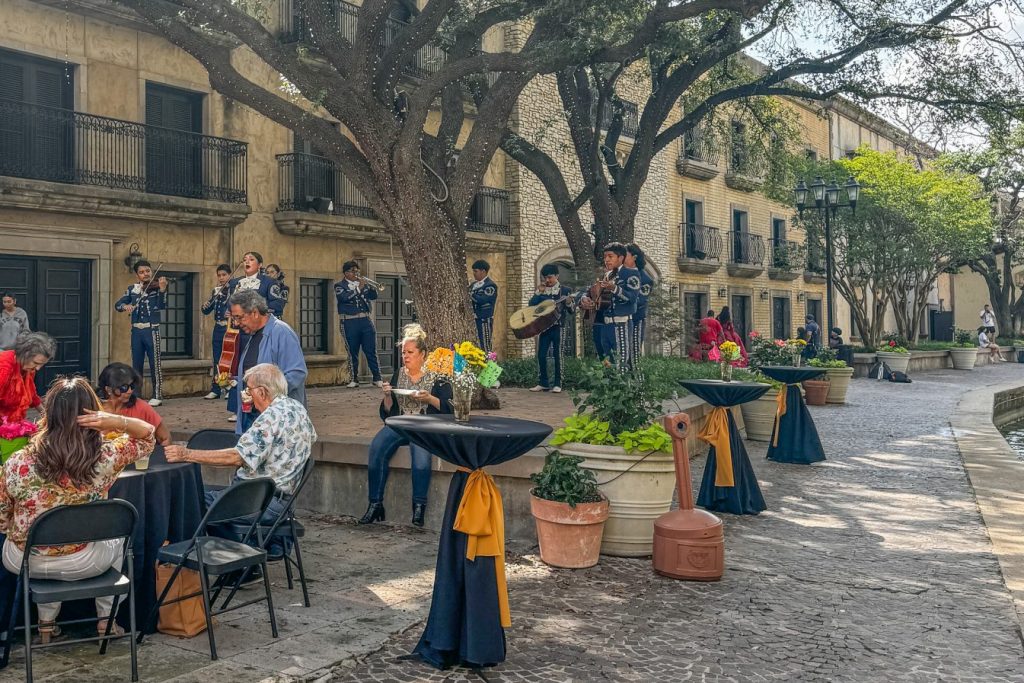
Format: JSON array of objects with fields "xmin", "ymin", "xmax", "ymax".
[{"xmin": 0, "ymin": 61, "xmax": 25, "ymax": 102}]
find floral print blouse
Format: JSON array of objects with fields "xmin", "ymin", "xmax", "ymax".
[
  {"xmin": 0, "ymin": 432, "xmax": 155, "ymax": 555},
  {"xmin": 234, "ymin": 396, "xmax": 315, "ymax": 496}
]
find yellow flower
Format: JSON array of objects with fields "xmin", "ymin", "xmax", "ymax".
[{"xmin": 455, "ymin": 341, "xmax": 487, "ymax": 368}]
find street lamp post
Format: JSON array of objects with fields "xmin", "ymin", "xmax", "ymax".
[{"xmin": 794, "ymin": 175, "xmax": 860, "ymax": 336}]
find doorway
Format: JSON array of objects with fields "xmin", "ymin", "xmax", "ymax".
[
  {"xmin": 730, "ymin": 295, "xmax": 751, "ymax": 345},
  {"xmin": 0, "ymin": 255, "xmax": 92, "ymax": 393},
  {"xmin": 772, "ymin": 296, "xmax": 791, "ymax": 340},
  {"xmin": 372, "ymin": 275, "xmax": 417, "ymax": 378}
]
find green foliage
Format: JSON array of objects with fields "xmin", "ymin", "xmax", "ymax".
[
  {"xmin": 570, "ymin": 364, "xmax": 662, "ymax": 435},
  {"xmin": 808, "ymin": 347, "xmax": 847, "ymax": 368},
  {"xmin": 881, "ymin": 331, "xmax": 909, "ymax": 348},
  {"xmin": 616, "ymin": 424, "xmax": 672, "ymax": 454},
  {"xmin": 550, "ymin": 414, "xmax": 614, "ymax": 447},
  {"xmin": 747, "ymin": 332, "xmax": 789, "ymax": 369},
  {"xmin": 953, "ymin": 328, "xmax": 975, "ymax": 348},
  {"xmin": 530, "ymin": 451, "xmax": 604, "ymax": 507}
]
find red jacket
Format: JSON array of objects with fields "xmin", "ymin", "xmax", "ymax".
[{"xmin": 0, "ymin": 351, "xmax": 40, "ymax": 423}]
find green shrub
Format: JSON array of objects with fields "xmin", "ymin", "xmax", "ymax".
[
  {"xmin": 808, "ymin": 347, "xmax": 847, "ymax": 368},
  {"xmin": 530, "ymin": 451, "xmax": 604, "ymax": 507},
  {"xmin": 953, "ymin": 328, "xmax": 974, "ymax": 348}
]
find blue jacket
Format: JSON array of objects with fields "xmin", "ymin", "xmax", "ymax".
[
  {"xmin": 605, "ymin": 266, "xmax": 641, "ymax": 319},
  {"xmin": 200, "ymin": 285, "xmax": 230, "ymax": 324},
  {"xmin": 634, "ymin": 270, "xmax": 654, "ymax": 321},
  {"xmin": 234, "ymin": 315, "xmax": 308, "ymax": 432},
  {"xmin": 528, "ymin": 284, "xmax": 574, "ymax": 327},
  {"xmin": 334, "ymin": 279, "xmax": 378, "ymax": 315},
  {"xmin": 114, "ymin": 284, "xmax": 166, "ymax": 325},
  {"xmin": 470, "ymin": 277, "xmax": 498, "ymax": 319},
  {"xmin": 229, "ymin": 274, "xmax": 285, "ymax": 317}
]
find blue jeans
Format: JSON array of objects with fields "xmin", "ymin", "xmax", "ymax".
[
  {"xmin": 342, "ymin": 317, "xmax": 381, "ymax": 382},
  {"xmin": 368, "ymin": 426, "xmax": 432, "ymax": 506}
]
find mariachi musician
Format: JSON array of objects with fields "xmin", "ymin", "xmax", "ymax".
[
  {"xmin": 580, "ymin": 242, "xmax": 641, "ymax": 371},
  {"xmin": 201, "ymin": 263, "xmax": 232, "ymax": 400},
  {"xmin": 114, "ymin": 259, "xmax": 168, "ymax": 406},
  {"xmin": 528, "ymin": 264, "xmax": 574, "ymax": 393},
  {"xmin": 335, "ymin": 260, "xmax": 383, "ymax": 388},
  {"xmin": 469, "ymin": 259, "xmax": 498, "ymax": 353},
  {"xmin": 626, "ymin": 242, "xmax": 654, "ymax": 357}
]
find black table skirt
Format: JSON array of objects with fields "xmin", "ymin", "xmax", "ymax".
[
  {"xmin": 696, "ymin": 410, "xmax": 766, "ymax": 515},
  {"xmin": 765, "ymin": 385, "xmax": 827, "ymax": 465},
  {"xmin": 0, "ymin": 446, "xmax": 205, "ymax": 635}
]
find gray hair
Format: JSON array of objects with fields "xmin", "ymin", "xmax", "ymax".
[
  {"xmin": 229, "ymin": 289, "xmax": 269, "ymax": 315},
  {"xmin": 14, "ymin": 332, "xmax": 56, "ymax": 365},
  {"xmin": 243, "ymin": 363, "xmax": 287, "ymax": 399}
]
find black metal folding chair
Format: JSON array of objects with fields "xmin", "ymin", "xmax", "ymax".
[
  {"xmin": 138, "ymin": 477, "xmax": 277, "ymax": 660},
  {"xmin": 186, "ymin": 429, "xmax": 240, "ymax": 451},
  {"xmin": 220, "ymin": 459, "xmax": 314, "ymax": 608},
  {"xmin": 1, "ymin": 500, "xmax": 140, "ymax": 682}
]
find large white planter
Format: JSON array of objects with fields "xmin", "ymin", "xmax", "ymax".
[
  {"xmin": 823, "ymin": 367, "xmax": 854, "ymax": 403},
  {"xmin": 949, "ymin": 347, "xmax": 977, "ymax": 370},
  {"xmin": 739, "ymin": 388, "xmax": 779, "ymax": 442},
  {"xmin": 875, "ymin": 351, "xmax": 911, "ymax": 373},
  {"xmin": 561, "ymin": 442, "xmax": 676, "ymax": 557}
]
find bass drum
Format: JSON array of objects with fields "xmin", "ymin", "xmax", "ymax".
[{"xmin": 509, "ymin": 299, "xmax": 560, "ymax": 340}]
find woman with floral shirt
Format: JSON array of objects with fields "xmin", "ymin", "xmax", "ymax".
[{"xmin": 0, "ymin": 376, "xmax": 155, "ymax": 642}]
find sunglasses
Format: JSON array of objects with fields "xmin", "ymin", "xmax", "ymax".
[{"xmin": 108, "ymin": 384, "xmax": 132, "ymax": 394}]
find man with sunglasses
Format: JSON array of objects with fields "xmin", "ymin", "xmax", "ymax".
[{"xmin": 226, "ymin": 290, "xmax": 307, "ymax": 433}]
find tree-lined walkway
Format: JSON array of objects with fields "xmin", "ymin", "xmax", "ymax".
[{"xmin": 329, "ymin": 365, "xmax": 1024, "ymax": 682}]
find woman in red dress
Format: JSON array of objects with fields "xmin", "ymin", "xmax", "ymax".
[
  {"xmin": 717, "ymin": 307, "xmax": 749, "ymax": 366},
  {"xmin": 0, "ymin": 333, "xmax": 55, "ymax": 424}
]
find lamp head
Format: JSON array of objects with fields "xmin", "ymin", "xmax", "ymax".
[
  {"xmin": 825, "ymin": 182, "xmax": 840, "ymax": 207},
  {"xmin": 844, "ymin": 175, "xmax": 860, "ymax": 211},
  {"xmin": 810, "ymin": 176, "xmax": 826, "ymax": 207},
  {"xmin": 794, "ymin": 179, "xmax": 808, "ymax": 212}
]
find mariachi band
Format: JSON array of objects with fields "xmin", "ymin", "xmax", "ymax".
[{"xmin": 115, "ymin": 240, "xmax": 653, "ymax": 407}]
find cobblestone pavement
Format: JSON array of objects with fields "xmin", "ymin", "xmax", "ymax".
[{"xmin": 327, "ymin": 365, "xmax": 1024, "ymax": 682}]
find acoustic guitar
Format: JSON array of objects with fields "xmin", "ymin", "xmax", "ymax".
[{"xmin": 509, "ymin": 298, "xmax": 569, "ymax": 340}]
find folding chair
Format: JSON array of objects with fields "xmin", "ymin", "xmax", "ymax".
[
  {"xmin": 186, "ymin": 429, "xmax": 239, "ymax": 451},
  {"xmin": 1, "ymin": 500, "xmax": 140, "ymax": 683},
  {"xmin": 138, "ymin": 478, "xmax": 277, "ymax": 660},
  {"xmin": 220, "ymin": 460, "xmax": 314, "ymax": 609}
]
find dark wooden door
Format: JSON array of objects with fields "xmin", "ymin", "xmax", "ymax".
[
  {"xmin": 683, "ymin": 292, "xmax": 707, "ymax": 352},
  {"xmin": 372, "ymin": 275, "xmax": 416, "ymax": 378},
  {"xmin": 145, "ymin": 82, "xmax": 203, "ymax": 197},
  {"xmin": 731, "ymin": 295, "xmax": 751, "ymax": 345},
  {"xmin": 0, "ymin": 256, "xmax": 91, "ymax": 394},
  {"xmin": 806, "ymin": 298, "xmax": 822, "ymax": 333},
  {"xmin": 772, "ymin": 296, "xmax": 791, "ymax": 340}
]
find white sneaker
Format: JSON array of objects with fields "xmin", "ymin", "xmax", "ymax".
[
  {"xmin": 227, "ymin": 414, "xmax": 237, "ymax": 422},
  {"xmin": 552, "ymin": 386, "xmax": 562, "ymax": 393},
  {"xmin": 529, "ymin": 385, "xmax": 545, "ymax": 392},
  {"xmin": 148, "ymin": 398, "xmax": 162, "ymax": 407},
  {"xmin": 203, "ymin": 392, "xmax": 219, "ymax": 400},
  {"xmin": 494, "ymin": 381, "xmax": 501, "ymax": 389},
  {"xmin": 346, "ymin": 381, "xmax": 359, "ymax": 388},
  {"xmin": 373, "ymin": 380, "xmax": 384, "ymax": 388}
]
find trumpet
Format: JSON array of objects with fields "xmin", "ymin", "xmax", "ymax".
[{"xmin": 359, "ymin": 276, "xmax": 386, "ymax": 291}]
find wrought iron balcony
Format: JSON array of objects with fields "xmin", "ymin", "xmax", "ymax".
[
  {"xmin": 804, "ymin": 243, "xmax": 827, "ymax": 284},
  {"xmin": 725, "ymin": 142, "xmax": 767, "ymax": 191},
  {"xmin": 769, "ymin": 238, "xmax": 805, "ymax": 281},
  {"xmin": 728, "ymin": 231, "xmax": 766, "ymax": 267},
  {"xmin": 677, "ymin": 130, "xmax": 721, "ymax": 179},
  {"xmin": 677, "ymin": 223, "xmax": 722, "ymax": 274},
  {"xmin": 591, "ymin": 98, "xmax": 640, "ymax": 139},
  {"xmin": 0, "ymin": 98, "xmax": 248, "ymax": 203},
  {"xmin": 276, "ymin": 152, "xmax": 510, "ymax": 235}
]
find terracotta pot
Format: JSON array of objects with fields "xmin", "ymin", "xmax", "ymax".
[
  {"xmin": 739, "ymin": 388, "xmax": 779, "ymax": 442},
  {"xmin": 530, "ymin": 494, "xmax": 609, "ymax": 569},
  {"xmin": 823, "ymin": 366, "xmax": 854, "ymax": 404},
  {"xmin": 803, "ymin": 379, "xmax": 830, "ymax": 406}
]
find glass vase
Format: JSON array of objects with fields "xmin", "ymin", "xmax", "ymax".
[
  {"xmin": 790, "ymin": 351, "xmax": 802, "ymax": 367},
  {"xmin": 450, "ymin": 377, "xmax": 475, "ymax": 423},
  {"xmin": 720, "ymin": 361, "xmax": 733, "ymax": 382}
]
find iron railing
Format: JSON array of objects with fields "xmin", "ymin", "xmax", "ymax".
[
  {"xmin": 806, "ymin": 243, "xmax": 826, "ymax": 273},
  {"xmin": 681, "ymin": 129, "xmax": 720, "ymax": 165},
  {"xmin": 276, "ymin": 152, "xmax": 511, "ymax": 235},
  {"xmin": 770, "ymin": 238, "xmax": 805, "ymax": 271},
  {"xmin": 277, "ymin": 152, "xmax": 376, "ymax": 218},
  {"xmin": 592, "ymin": 98, "xmax": 640, "ymax": 139},
  {"xmin": 728, "ymin": 140, "xmax": 767, "ymax": 179},
  {"xmin": 729, "ymin": 231, "xmax": 766, "ymax": 266},
  {"xmin": 467, "ymin": 187, "xmax": 511, "ymax": 235},
  {"xmin": 0, "ymin": 98, "xmax": 248, "ymax": 203},
  {"xmin": 682, "ymin": 223, "xmax": 723, "ymax": 260}
]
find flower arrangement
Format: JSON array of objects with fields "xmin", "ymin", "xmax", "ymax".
[
  {"xmin": 709, "ymin": 341, "xmax": 742, "ymax": 381},
  {"xmin": 425, "ymin": 341, "xmax": 502, "ymax": 421},
  {"xmin": 785, "ymin": 338, "xmax": 808, "ymax": 366},
  {"xmin": 880, "ymin": 339, "xmax": 909, "ymax": 354},
  {"xmin": 747, "ymin": 332, "xmax": 790, "ymax": 369},
  {"xmin": 0, "ymin": 417, "xmax": 37, "ymax": 463}
]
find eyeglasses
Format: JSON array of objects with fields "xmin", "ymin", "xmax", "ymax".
[
  {"xmin": 108, "ymin": 384, "xmax": 132, "ymax": 394},
  {"xmin": 229, "ymin": 313, "xmax": 248, "ymax": 323}
]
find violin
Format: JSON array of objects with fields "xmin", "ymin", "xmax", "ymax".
[{"xmin": 139, "ymin": 262, "xmax": 170, "ymax": 293}]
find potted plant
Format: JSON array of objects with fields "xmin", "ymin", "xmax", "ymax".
[
  {"xmin": 551, "ymin": 363, "xmax": 673, "ymax": 557},
  {"xmin": 808, "ymin": 348, "xmax": 854, "ymax": 404},
  {"xmin": 740, "ymin": 332, "xmax": 787, "ymax": 441},
  {"xmin": 529, "ymin": 450, "xmax": 609, "ymax": 568},
  {"xmin": 949, "ymin": 328, "xmax": 977, "ymax": 370},
  {"xmin": 875, "ymin": 334, "xmax": 912, "ymax": 373}
]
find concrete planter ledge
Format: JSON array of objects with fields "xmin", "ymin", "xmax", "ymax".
[{"xmin": 852, "ymin": 346, "xmax": 1018, "ymax": 377}]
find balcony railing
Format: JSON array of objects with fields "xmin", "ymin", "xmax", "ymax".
[
  {"xmin": 683, "ymin": 223, "xmax": 723, "ymax": 260},
  {"xmin": 467, "ymin": 187, "xmax": 510, "ymax": 235},
  {"xmin": 276, "ymin": 152, "xmax": 510, "ymax": 235},
  {"xmin": 770, "ymin": 238, "xmax": 805, "ymax": 271},
  {"xmin": 0, "ymin": 98, "xmax": 248, "ymax": 203},
  {"xmin": 592, "ymin": 98, "xmax": 640, "ymax": 139},
  {"xmin": 806, "ymin": 244, "xmax": 826, "ymax": 273},
  {"xmin": 729, "ymin": 231, "xmax": 766, "ymax": 266},
  {"xmin": 682, "ymin": 129, "xmax": 720, "ymax": 165},
  {"xmin": 727, "ymin": 142, "xmax": 767, "ymax": 179}
]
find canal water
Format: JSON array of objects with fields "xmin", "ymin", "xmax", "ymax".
[{"xmin": 998, "ymin": 418, "xmax": 1024, "ymax": 461}]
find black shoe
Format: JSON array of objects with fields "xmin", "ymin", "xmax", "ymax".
[
  {"xmin": 412, "ymin": 503, "xmax": 426, "ymax": 527},
  {"xmin": 358, "ymin": 502, "xmax": 385, "ymax": 524}
]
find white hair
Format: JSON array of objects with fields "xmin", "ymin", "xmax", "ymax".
[{"xmin": 243, "ymin": 363, "xmax": 288, "ymax": 399}]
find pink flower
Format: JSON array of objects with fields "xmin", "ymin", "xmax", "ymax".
[
  {"xmin": 708, "ymin": 346, "xmax": 721, "ymax": 361},
  {"xmin": 749, "ymin": 331, "xmax": 760, "ymax": 339},
  {"xmin": 774, "ymin": 340, "xmax": 786, "ymax": 348},
  {"xmin": 0, "ymin": 418, "xmax": 37, "ymax": 440},
  {"xmin": 486, "ymin": 352, "xmax": 497, "ymax": 361},
  {"xmin": 889, "ymin": 340, "xmax": 896, "ymax": 347}
]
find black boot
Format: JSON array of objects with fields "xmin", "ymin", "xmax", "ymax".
[
  {"xmin": 358, "ymin": 502, "xmax": 385, "ymax": 524},
  {"xmin": 412, "ymin": 503, "xmax": 426, "ymax": 527}
]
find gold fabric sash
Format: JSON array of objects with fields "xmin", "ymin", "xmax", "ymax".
[
  {"xmin": 697, "ymin": 407, "xmax": 734, "ymax": 487},
  {"xmin": 772, "ymin": 386, "xmax": 789, "ymax": 447},
  {"xmin": 453, "ymin": 467, "xmax": 511, "ymax": 628}
]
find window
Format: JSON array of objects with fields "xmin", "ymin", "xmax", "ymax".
[
  {"xmin": 772, "ymin": 296, "xmax": 791, "ymax": 340},
  {"xmin": 731, "ymin": 295, "xmax": 752, "ymax": 345},
  {"xmin": 299, "ymin": 278, "xmax": 329, "ymax": 353},
  {"xmin": 684, "ymin": 199, "xmax": 705, "ymax": 258},
  {"xmin": 145, "ymin": 82, "xmax": 203, "ymax": 197},
  {"xmin": 805, "ymin": 149, "xmax": 818, "ymax": 162},
  {"xmin": 160, "ymin": 273, "xmax": 193, "ymax": 358},
  {"xmin": 772, "ymin": 217, "xmax": 786, "ymax": 243}
]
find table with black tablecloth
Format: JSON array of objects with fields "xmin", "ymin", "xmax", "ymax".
[
  {"xmin": 758, "ymin": 366, "xmax": 827, "ymax": 465},
  {"xmin": 679, "ymin": 379, "xmax": 770, "ymax": 516},
  {"xmin": 386, "ymin": 415, "xmax": 552, "ymax": 670},
  {"xmin": 0, "ymin": 446, "xmax": 205, "ymax": 636}
]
